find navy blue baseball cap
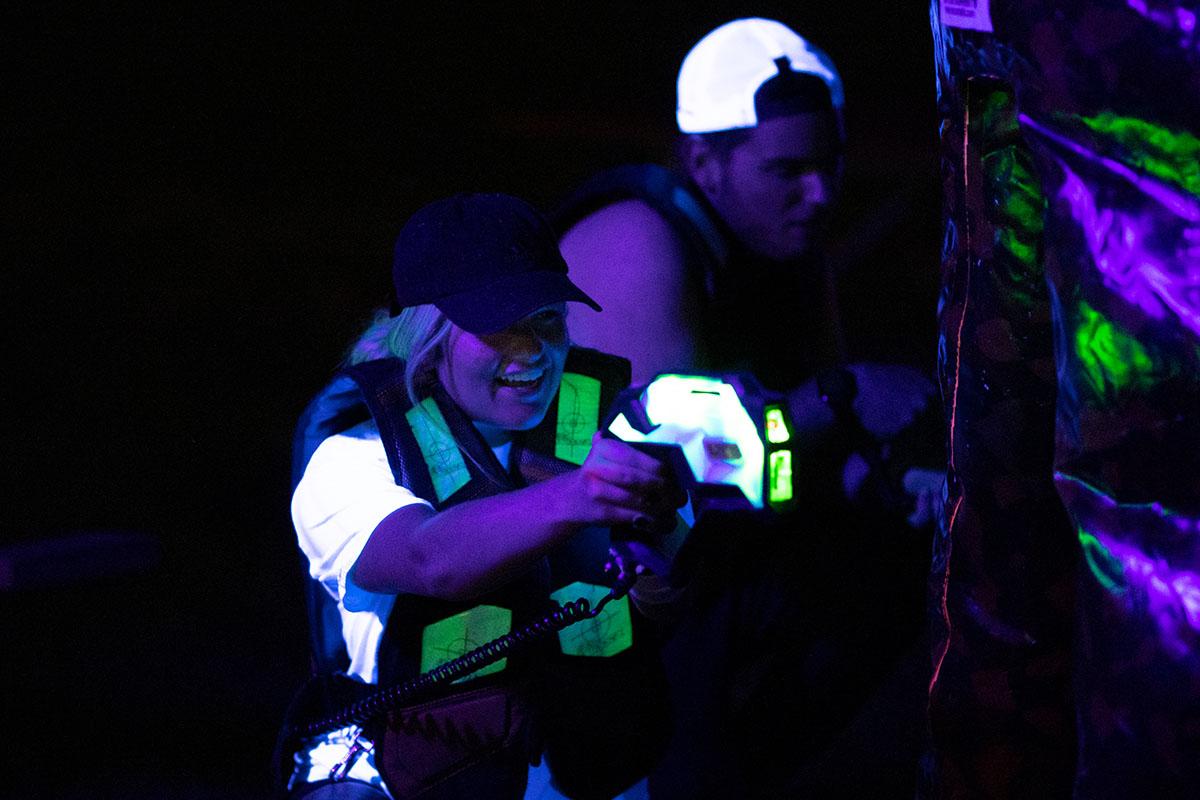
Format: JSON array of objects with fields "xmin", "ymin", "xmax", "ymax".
[{"xmin": 391, "ymin": 193, "xmax": 601, "ymax": 334}]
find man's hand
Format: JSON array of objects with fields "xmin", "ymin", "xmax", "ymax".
[
  {"xmin": 847, "ymin": 362, "xmax": 936, "ymax": 439},
  {"xmin": 902, "ymin": 467, "xmax": 946, "ymax": 529}
]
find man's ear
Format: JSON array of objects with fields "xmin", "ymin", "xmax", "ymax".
[{"xmin": 683, "ymin": 135, "xmax": 723, "ymax": 200}]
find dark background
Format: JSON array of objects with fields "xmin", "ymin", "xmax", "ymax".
[{"xmin": 4, "ymin": 4, "xmax": 939, "ymax": 797}]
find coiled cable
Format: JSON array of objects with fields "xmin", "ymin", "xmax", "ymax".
[{"xmin": 292, "ymin": 568, "xmax": 634, "ymax": 740}]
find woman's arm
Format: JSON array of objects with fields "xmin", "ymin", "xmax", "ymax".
[{"xmin": 352, "ymin": 434, "xmax": 682, "ymax": 601}]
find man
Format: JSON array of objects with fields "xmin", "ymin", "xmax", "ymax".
[
  {"xmin": 557, "ymin": 17, "xmax": 845, "ymax": 394},
  {"xmin": 552, "ymin": 19, "xmax": 941, "ymax": 798},
  {"xmin": 556, "ymin": 16, "xmax": 938, "ymax": 517}
]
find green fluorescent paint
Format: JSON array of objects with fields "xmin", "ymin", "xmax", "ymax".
[
  {"xmin": 765, "ymin": 405, "xmax": 791, "ymax": 444},
  {"xmin": 769, "ymin": 450, "xmax": 794, "ymax": 504},
  {"xmin": 1077, "ymin": 529, "xmax": 1127, "ymax": 596},
  {"xmin": 550, "ymin": 582, "xmax": 633, "ymax": 657},
  {"xmin": 982, "ymin": 139, "xmax": 1046, "ymax": 279},
  {"xmin": 420, "ymin": 604, "xmax": 513, "ymax": 680},
  {"xmin": 984, "ymin": 147, "xmax": 1045, "ymax": 232},
  {"xmin": 980, "ymin": 88, "xmax": 1019, "ymax": 142},
  {"xmin": 1079, "ymin": 112, "xmax": 1200, "ymax": 198},
  {"xmin": 555, "ymin": 372, "xmax": 601, "ymax": 465},
  {"xmin": 997, "ymin": 228, "xmax": 1037, "ymax": 266},
  {"xmin": 1074, "ymin": 301, "xmax": 1157, "ymax": 397},
  {"xmin": 976, "ymin": 86, "xmax": 1046, "ymax": 311},
  {"xmin": 407, "ymin": 398, "xmax": 470, "ymax": 502}
]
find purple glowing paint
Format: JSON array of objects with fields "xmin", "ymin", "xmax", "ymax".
[
  {"xmin": 1059, "ymin": 473, "xmax": 1200, "ymax": 658},
  {"xmin": 1045, "ymin": 154, "xmax": 1200, "ymax": 337},
  {"xmin": 1125, "ymin": 0, "xmax": 1200, "ymax": 44},
  {"xmin": 1020, "ymin": 114, "xmax": 1200, "ymax": 221},
  {"xmin": 930, "ymin": 2, "xmax": 1200, "ymax": 792}
]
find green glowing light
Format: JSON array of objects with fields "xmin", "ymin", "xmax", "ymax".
[
  {"xmin": 769, "ymin": 450, "xmax": 793, "ymax": 504},
  {"xmin": 1073, "ymin": 301, "xmax": 1157, "ymax": 397},
  {"xmin": 1079, "ymin": 112, "xmax": 1200, "ymax": 198},
  {"xmin": 407, "ymin": 398, "xmax": 470, "ymax": 502},
  {"xmin": 420, "ymin": 604, "xmax": 512, "ymax": 681},
  {"xmin": 550, "ymin": 582, "xmax": 632, "ymax": 657},
  {"xmin": 1077, "ymin": 529, "xmax": 1127, "ymax": 596},
  {"xmin": 555, "ymin": 372, "xmax": 601, "ymax": 465},
  {"xmin": 765, "ymin": 405, "xmax": 790, "ymax": 444}
]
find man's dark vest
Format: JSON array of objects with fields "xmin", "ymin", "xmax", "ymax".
[{"xmin": 552, "ymin": 163, "xmax": 840, "ymax": 390}]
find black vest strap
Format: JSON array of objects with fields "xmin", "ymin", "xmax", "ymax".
[
  {"xmin": 293, "ymin": 373, "xmax": 371, "ymax": 492},
  {"xmin": 342, "ymin": 358, "xmax": 514, "ymax": 508}
]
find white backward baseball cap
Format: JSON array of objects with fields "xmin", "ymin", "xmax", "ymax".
[{"xmin": 676, "ymin": 18, "xmax": 844, "ymax": 134}]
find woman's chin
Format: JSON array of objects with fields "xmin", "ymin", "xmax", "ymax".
[{"xmin": 477, "ymin": 403, "xmax": 551, "ymax": 436}]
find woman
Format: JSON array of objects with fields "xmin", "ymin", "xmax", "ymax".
[{"xmin": 288, "ymin": 193, "xmax": 680, "ymax": 799}]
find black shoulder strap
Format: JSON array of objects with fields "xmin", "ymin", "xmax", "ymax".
[
  {"xmin": 343, "ymin": 358, "xmax": 514, "ymax": 507},
  {"xmin": 292, "ymin": 373, "xmax": 371, "ymax": 492}
]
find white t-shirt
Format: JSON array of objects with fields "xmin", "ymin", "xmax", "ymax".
[{"xmin": 292, "ymin": 418, "xmax": 432, "ymax": 684}]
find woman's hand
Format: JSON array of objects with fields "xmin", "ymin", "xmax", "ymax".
[{"xmin": 565, "ymin": 433, "xmax": 685, "ymax": 534}]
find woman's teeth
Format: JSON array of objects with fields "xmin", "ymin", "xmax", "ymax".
[{"xmin": 496, "ymin": 368, "xmax": 543, "ymax": 388}]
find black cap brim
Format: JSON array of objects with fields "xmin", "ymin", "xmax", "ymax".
[{"xmin": 433, "ymin": 269, "xmax": 601, "ymax": 335}]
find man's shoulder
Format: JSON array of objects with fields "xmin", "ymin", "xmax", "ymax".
[
  {"xmin": 554, "ymin": 163, "xmax": 705, "ymax": 242},
  {"xmin": 559, "ymin": 196, "xmax": 689, "ymax": 283},
  {"xmin": 556, "ymin": 163, "xmax": 726, "ymax": 284},
  {"xmin": 553, "ymin": 162, "xmax": 688, "ymax": 224},
  {"xmin": 564, "ymin": 197, "xmax": 679, "ymax": 241}
]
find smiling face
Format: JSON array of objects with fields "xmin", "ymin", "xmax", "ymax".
[
  {"xmin": 437, "ymin": 305, "xmax": 569, "ymax": 443},
  {"xmin": 692, "ymin": 111, "xmax": 841, "ymax": 262}
]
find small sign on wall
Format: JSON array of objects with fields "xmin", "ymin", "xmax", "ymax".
[{"xmin": 940, "ymin": 0, "xmax": 994, "ymax": 32}]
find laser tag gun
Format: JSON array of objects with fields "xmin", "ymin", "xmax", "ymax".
[
  {"xmin": 607, "ymin": 372, "xmax": 798, "ymax": 513},
  {"xmin": 601, "ymin": 371, "xmax": 800, "ymax": 575},
  {"xmin": 605, "ymin": 367, "xmax": 944, "ymax": 551}
]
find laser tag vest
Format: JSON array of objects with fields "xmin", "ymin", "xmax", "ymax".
[
  {"xmin": 552, "ymin": 163, "xmax": 840, "ymax": 390},
  {"xmin": 292, "ymin": 346, "xmax": 635, "ymax": 688}
]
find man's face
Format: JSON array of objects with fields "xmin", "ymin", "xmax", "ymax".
[{"xmin": 703, "ymin": 111, "xmax": 841, "ymax": 262}]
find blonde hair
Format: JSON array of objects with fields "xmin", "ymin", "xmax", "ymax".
[{"xmin": 345, "ymin": 304, "xmax": 454, "ymax": 407}]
